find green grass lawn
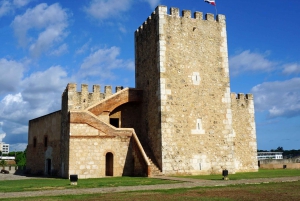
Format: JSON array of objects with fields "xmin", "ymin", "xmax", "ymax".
[
  {"xmin": 178, "ymin": 169, "xmax": 300, "ymax": 180},
  {"xmin": 0, "ymin": 177, "xmax": 180, "ymax": 193},
  {"xmin": 0, "ymin": 169, "xmax": 299, "ymax": 194},
  {"xmin": 2, "ymin": 180, "xmax": 300, "ymax": 201}
]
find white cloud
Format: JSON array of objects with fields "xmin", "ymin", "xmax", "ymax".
[
  {"xmin": 84, "ymin": 0, "xmax": 132, "ymax": 20},
  {"xmin": 251, "ymin": 78, "xmax": 300, "ymax": 118},
  {"xmin": 0, "ymin": 58, "xmax": 25, "ymax": 95},
  {"xmin": 118, "ymin": 23, "xmax": 127, "ymax": 33},
  {"xmin": 0, "ymin": 93, "xmax": 30, "ymax": 123},
  {"xmin": 143, "ymin": 0, "xmax": 160, "ymax": 8},
  {"xmin": 10, "ymin": 143, "xmax": 27, "ymax": 151},
  {"xmin": 0, "ymin": 120, "xmax": 28, "ymax": 146},
  {"xmin": 13, "ymin": 0, "xmax": 31, "ymax": 7},
  {"xmin": 11, "ymin": 125, "xmax": 27, "ymax": 134},
  {"xmin": 0, "ymin": 133, "xmax": 6, "ymax": 142},
  {"xmin": 0, "ymin": 0, "xmax": 11, "ymax": 17},
  {"xmin": 0, "ymin": 66, "xmax": 68, "ymax": 125},
  {"xmin": 229, "ymin": 50, "xmax": 276, "ymax": 76},
  {"xmin": 0, "ymin": 0, "xmax": 32, "ymax": 17},
  {"xmin": 0, "ymin": 64, "xmax": 71, "ymax": 148},
  {"xmin": 282, "ymin": 63, "xmax": 300, "ymax": 75},
  {"xmin": 76, "ymin": 39, "xmax": 92, "ymax": 55},
  {"xmin": 11, "ymin": 3, "xmax": 69, "ymax": 57},
  {"xmin": 21, "ymin": 66, "xmax": 68, "ymax": 107},
  {"xmin": 49, "ymin": 43, "xmax": 68, "ymax": 56},
  {"xmin": 79, "ymin": 46, "xmax": 133, "ymax": 81}
]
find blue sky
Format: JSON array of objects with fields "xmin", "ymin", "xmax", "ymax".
[{"xmin": 0, "ymin": 0, "xmax": 299, "ymax": 151}]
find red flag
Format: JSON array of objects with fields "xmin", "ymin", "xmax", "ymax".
[{"xmin": 204, "ymin": 0, "xmax": 216, "ymax": 6}]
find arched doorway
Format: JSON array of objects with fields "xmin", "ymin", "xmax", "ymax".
[{"xmin": 105, "ymin": 152, "xmax": 113, "ymax": 176}]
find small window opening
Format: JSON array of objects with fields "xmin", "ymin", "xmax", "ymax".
[
  {"xmin": 33, "ymin": 137, "xmax": 37, "ymax": 148},
  {"xmin": 44, "ymin": 136, "xmax": 48, "ymax": 147},
  {"xmin": 110, "ymin": 118, "xmax": 119, "ymax": 128}
]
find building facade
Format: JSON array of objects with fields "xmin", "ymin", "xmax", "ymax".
[
  {"xmin": 27, "ymin": 5, "xmax": 258, "ymax": 178},
  {"xmin": 0, "ymin": 142, "xmax": 9, "ymax": 154}
]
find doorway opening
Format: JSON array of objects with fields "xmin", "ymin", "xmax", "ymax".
[
  {"xmin": 105, "ymin": 152, "xmax": 113, "ymax": 176},
  {"xmin": 110, "ymin": 118, "xmax": 119, "ymax": 128},
  {"xmin": 46, "ymin": 159, "xmax": 51, "ymax": 175}
]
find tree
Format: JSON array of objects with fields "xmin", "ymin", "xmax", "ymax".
[
  {"xmin": 15, "ymin": 150, "xmax": 26, "ymax": 167},
  {"xmin": 0, "ymin": 160, "xmax": 7, "ymax": 170}
]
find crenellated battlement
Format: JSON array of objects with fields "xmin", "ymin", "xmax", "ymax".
[
  {"xmin": 231, "ymin": 93, "xmax": 254, "ymax": 100},
  {"xmin": 63, "ymin": 83, "xmax": 124, "ymax": 111},
  {"xmin": 135, "ymin": 5, "xmax": 225, "ymax": 35}
]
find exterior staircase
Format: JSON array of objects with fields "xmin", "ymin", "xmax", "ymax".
[
  {"xmin": 141, "ymin": 144, "xmax": 163, "ymax": 176},
  {"xmin": 148, "ymin": 157, "xmax": 163, "ymax": 176}
]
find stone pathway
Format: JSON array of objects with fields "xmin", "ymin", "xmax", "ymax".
[{"xmin": 0, "ymin": 175, "xmax": 300, "ymax": 199}]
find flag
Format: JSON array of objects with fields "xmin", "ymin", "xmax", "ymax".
[{"xmin": 204, "ymin": 0, "xmax": 216, "ymax": 6}]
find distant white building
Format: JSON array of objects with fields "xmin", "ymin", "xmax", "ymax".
[
  {"xmin": 0, "ymin": 142, "xmax": 9, "ymax": 154},
  {"xmin": 257, "ymin": 152, "xmax": 283, "ymax": 160}
]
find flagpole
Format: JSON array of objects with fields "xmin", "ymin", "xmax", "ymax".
[{"xmin": 204, "ymin": 1, "xmax": 218, "ymax": 16}]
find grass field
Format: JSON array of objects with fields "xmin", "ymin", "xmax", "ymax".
[
  {"xmin": 0, "ymin": 177, "xmax": 180, "ymax": 193},
  {"xmin": 0, "ymin": 169, "xmax": 299, "ymax": 200},
  {"xmin": 2, "ymin": 181, "xmax": 300, "ymax": 201},
  {"xmin": 179, "ymin": 169, "xmax": 300, "ymax": 180}
]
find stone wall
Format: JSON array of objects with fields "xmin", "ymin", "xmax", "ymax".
[
  {"xmin": 260, "ymin": 163, "xmax": 300, "ymax": 169},
  {"xmin": 68, "ymin": 134, "xmax": 133, "ymax": 178},
  {"xmin": 135, "ymin": 9, "xmax": 162, "ymax": 169},
  {"xmin": 27, "ymin": 111, "xmax": 61, "ymax": 175},
  {"xmin": 259, "ymin": 158, "xmax": 300, "ymax": 165},
  {"xmin": 62, "ymin": 83, "xmax": 115, "ymax": 111},
  {"xmin": 231, "ymin": 93, "xmax": 258, "ymax": 172},
  {"xmin": 60, "ymin": 84, "xmax": 127, "ymax": 178},
  {"xmin": 136, "ymin": 5, "xmax": 239, "ymax": 175}
]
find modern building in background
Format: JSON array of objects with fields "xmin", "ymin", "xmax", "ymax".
[
  {"xmin": 257, "ymin": 152, "xmax": 283, "ymax": 160},
  {"xmin": 0, "ymin": 142, "xmax": 9, "ymax": 154}
]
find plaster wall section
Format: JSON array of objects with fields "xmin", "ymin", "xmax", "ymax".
[
  {"xmin": 68, "ymin": 134, "xmax": 133, "ymax": 178},
  {"xmin": 231, "ymin": 93, "xmax": 258, "ymax": 172},
  {"xmin": 156, "ymin": 6, "xmax": 235, "ymax": 175},
  {"xmin": 135, "ymin": 10, "xmax": 163, "ymax": 168},
  {"xmin": 27, "ymin": 111, "xmax": 61, "ymax": 175}
]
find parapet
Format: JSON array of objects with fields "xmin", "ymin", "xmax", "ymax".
[
  {"xmin": 63, "ymin": 83, "xmax": 124, "ymax": 110},
  {"xmin": 231, "ymin": 93, "xmax": 254, "ymax": 100},
  {"xmin": 135, "ymin": 5, "xmax": 225, "ymax": 35},
  {"xmin": 230, "ymin": 93, "xmax": 254, "ymax": 110}
]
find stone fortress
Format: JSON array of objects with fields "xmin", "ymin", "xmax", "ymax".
[{"xmin": 27, "ymin": 5, "xmax": 258, "ymax": 179}]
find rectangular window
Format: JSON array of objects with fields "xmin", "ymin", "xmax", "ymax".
[
  {"xmin": 44, "ymin": 136, "xmax": 48, "ymax": 147},
  {"xmin": 33, "ymin": 138, "xmax": 37, "ymax": 148}
]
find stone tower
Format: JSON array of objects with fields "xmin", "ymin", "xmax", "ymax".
[{"xmin": 135, "ymin": 6, "xmax": 258, "ymax": 175}]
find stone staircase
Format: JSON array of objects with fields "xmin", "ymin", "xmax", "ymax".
[
  {"xmin": 141, "ymin": 144, "xmax": 163, "ymax": 176},
  {"xmin": 148, "ymin": 157, "xmax": 163, "ymax": 176}
]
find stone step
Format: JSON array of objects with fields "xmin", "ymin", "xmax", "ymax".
[{"xmin": 147, "ymin": 156, "xmax": 163, "ymax": 176}]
